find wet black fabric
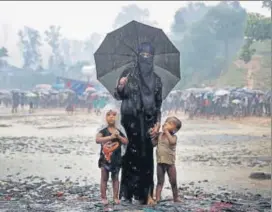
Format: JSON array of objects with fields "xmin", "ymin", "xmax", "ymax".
[
  {"xmin": 114, "ymin": 68, "xmax": 162, "ymax": 203},
  {"xmin": 138, "ymin": 57, "xmax": 156, "ymax": 113},
  {"xmin": 137, "ymin": 42, "xmax": 156, "ymax": 113}
]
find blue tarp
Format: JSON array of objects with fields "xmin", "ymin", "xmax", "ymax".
[
  {"xmin": 56, "ymin": 77, "xmax": 105, "ymax": 95},
  {"xmin": 56, "ymin": 77, "xmax": 88, "ymax": 95}
]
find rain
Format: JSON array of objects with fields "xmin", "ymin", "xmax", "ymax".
[{"xmin": 0, "ymin": 1, "xmax": 271, "ymax": 212}]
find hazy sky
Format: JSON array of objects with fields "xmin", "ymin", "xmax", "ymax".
[
  {"xmin": 0, "ymin": 1, "xmax": 270, "ymax": 40},
  {"xmin": 0, "ymin": 1, "xmax": 270, "ymax": 66}
]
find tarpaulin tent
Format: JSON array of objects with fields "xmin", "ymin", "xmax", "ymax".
[{"xmin": 56, "ymin": 77, "xmax": 91, "ymax": 95}]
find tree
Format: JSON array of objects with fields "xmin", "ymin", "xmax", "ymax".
[
  {"xmin": 83, "ymin": 33, "xmax": 101, "ymax": 65},
  {"xmin": 18, "ymin": 27, "xmax": 42, "ymax": 70},
  {"xmin": 205, "ymin": 1, "xmax": 247, "ymax": 73},
  {"xmin": 45, "ymin": 25, "xmax": 64, "ymax": 70},
  {"xmin": 171, "ymin": 2, "xmax": 209, "ymax": 37},
  {"xmin": 60, "ymin": 38, "xmax": 71, "ymax": 66},
  {"xmin": 0, "ymin": 47, "xmax": 9, "ymax": 69},
  {"xmin": 0, "ymin": 47, "xmax": 8, "ymax": 58},
  {"xmin": 113, "ymin": 4, "xmax": 157, "ymax": 29},
  {"xmin": 262, "ymin": 0, "xmax": 272, "ymax": 10},
  {"xmin": 69, "ymin": 40, "xmax": 85, "ymax": 64},
  {"xmin": 239, "ymin": 12, "xmax": 271, "ymax": 63}
]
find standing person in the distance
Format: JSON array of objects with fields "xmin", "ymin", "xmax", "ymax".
[
  {"xmin": 96, "ymin": 107, "xmax": 128, "ymax": 205},
  {"xmin": 152, "ymin": 116, "xmax": 182, "ymax": 203}
]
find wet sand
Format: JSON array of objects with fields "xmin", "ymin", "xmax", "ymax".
[{"xmin": 0, "ymin": 109, "xmax": 271, "ymax": 211}]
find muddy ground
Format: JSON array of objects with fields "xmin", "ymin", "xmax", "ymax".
[{"xmin": 0, "ymin": 108, "xmax": 271, "ymax": 211}]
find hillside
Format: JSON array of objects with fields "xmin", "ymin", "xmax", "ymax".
[{"xmin": 216, "ymin": 40, "xmax": 271, "ymax": 90}]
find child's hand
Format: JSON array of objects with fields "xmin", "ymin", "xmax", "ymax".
[
  {"xmin": 103, "ymin": 141, "xmax": 112, "ymax": 147},
  {"xmin": 110, "ymin": 134, "xmax": 116, "ymax": 140},
  {"xmin": 163, "ymin": 127, "xmax": 169, "ymax": 134},
  {"xmin": 114, "ymin": 130, "xmax": 120, "ymax": 137}
]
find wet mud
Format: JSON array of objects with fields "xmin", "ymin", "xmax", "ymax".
[{"xmin": 0, "ymin": 111, "xmax": 271, "ymax": 211}]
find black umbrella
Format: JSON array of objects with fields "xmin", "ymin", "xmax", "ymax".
[{"xmin": 94, "ymin": 20, "xmax": 180, "ymax": 100}]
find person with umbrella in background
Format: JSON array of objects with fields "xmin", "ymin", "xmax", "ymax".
[{"xmin": 94, "ymin": 21, "xmax": 181, "ymax": 205}]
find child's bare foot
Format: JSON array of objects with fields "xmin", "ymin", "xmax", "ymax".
[
  {"xmin": 114, "ymin": 199, "xmax": 120, "ymax": 204},
  {"xmin": 174, "ymin": 197, "xmax": 182, "ymax": 203},
  {"xmin": 101, "ymin": 199, "xmax": 108, "ymax": 205},
  {"xmin": 147, "ymin": 195, "xmax": 155, "ymax": 205}
]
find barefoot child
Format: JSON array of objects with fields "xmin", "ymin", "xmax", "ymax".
[
  {"xmin": 152, "ymin": 116, "xmax": 182, "ymax": 203},
  {"xmin": 96, "ymin": 109, "xmax": 128, "ymax": 205}
]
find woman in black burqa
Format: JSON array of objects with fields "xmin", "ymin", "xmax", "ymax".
[{"xmin": 114, "ymin": 42, "xmax": 162, "ymax": 204}]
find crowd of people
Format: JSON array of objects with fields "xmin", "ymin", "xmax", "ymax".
[
  {"xmin": 1, "ymin": 87, "xmax": 271, "ymax": 120},
  {"xmin": 0, "ymin": 89, "xmax": 114, "ymax": 114},
  {"xmin": 162, "ymin": 87, "xmax": 272, "ymax": 119}
]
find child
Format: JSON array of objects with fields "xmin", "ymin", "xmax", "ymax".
[
  {"xmin": 152, "ymin": 116, "xmax": 182, "ymax": 203},
  {"xmin": 96, "ymin": 109, "xmax": 128, "ymax": 205}
]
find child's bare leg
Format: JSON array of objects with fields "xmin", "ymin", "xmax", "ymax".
[
  {"xmin": 111, "ymin": 171, "xmax": 120, "ymax": 204},
  {"xmin": 167, "ymin": 165, "xmax": 181, "ymax": 202},
  {"xmin": 100, "ymin": 167, "xmax": 109, "ymax": 204},
  {"xmin": 156, "ymin": 164, "xmax": 165, "ymax": 202}
]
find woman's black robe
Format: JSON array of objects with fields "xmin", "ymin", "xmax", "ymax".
[{"xmin": 114, "ymin": 66, "xmax": 162, "ymax": 204}]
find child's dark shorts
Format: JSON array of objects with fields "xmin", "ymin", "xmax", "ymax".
[{"xmin": 98, "ymin": 159, "xmax": 120, "ymax": 178}]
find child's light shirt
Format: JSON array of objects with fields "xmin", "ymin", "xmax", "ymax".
[{"xmin": 156, "ymin": 133, "xmax": 176, "ymax": 165}]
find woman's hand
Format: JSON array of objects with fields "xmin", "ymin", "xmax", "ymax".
[
  {"xmin": 149, "ymin": 123, "xmax": 160, "ymax": 138},
  {"xmin": 119, "ymin": 77, "xmax": 128, "ymax": 86}
]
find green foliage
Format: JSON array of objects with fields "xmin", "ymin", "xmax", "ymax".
[
  {"xmin": 0, "ymin": 47, "xmax": 8, "ymax": 58},
  {"xmin": 0, "ymin": 47, "xmax": 9, "ymax": 69},
  {"xmin": 18, "ymin": 27, "xmax": 42, "ymax": 70},
  {"xmin": 45, "ymin": 25, "xmax": 64, "ymax": 70},
  {"xmin": 171, "ymin": 2, "xmax": 209, "ymax": 35},
  {"xmin": 205, "ymin": 1, "xmax": 246, "ymax": 71},
  {"xmin": 239, "ymin": 39, "xmax": 256, "ymax": 63},
  {"xmin": 113, "ymin": 4, "xmax": 157, "ymax": 29},
  {"xmin": 174, "ymin": 1, "xmax": 246, "ymax": 87},
  {"xmin": 262, "ymin": 0, "xmax": 272, "ymax": 10},
  {"xmin": 239, "ymin": 13, "xmax": 271, "ymax": 63},
  {"xmin": 217, "ymin": 65, "xmax": 247, "ymax": 88}
]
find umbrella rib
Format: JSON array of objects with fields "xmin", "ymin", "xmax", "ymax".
[
  {"xmin": 116, "ymin": 36, "xmax": 137, "ymax": 56},
  {"xmin": 154, "ymin": 52, "xmax": 179, "ymax": 56},
  {"xmin": 113, "ymin": 59, "xmax": 135, "ymax": 70},
  {"xmin": 97, "ymin": 60, "xmax": 135, "ymax": 78},
  {"xmin": 133, "ymin": 22, "xmax": 140, "ymax": 51},
  {"xmin": 95, "ymin": 52, "xmax": 135, "ymax": 57}
]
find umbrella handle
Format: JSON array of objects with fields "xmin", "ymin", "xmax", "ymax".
[{"xmin": 125, "ymin": 62, "xmax": 137, "ymax": 78}]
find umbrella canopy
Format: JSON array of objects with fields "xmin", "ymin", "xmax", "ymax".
[
  {"xmin": 215, "ymin": 89, "xmax": 230, "ymax": 96},
  {"xmin": 11, "ymin": 89, "xmax": 20, "ymax": 93},
  {"xmin": 85, "ymin": 87, "xmax": 96, "ymax": 93},
  {"xmin": 94, "ymin": 20, "xmax": 180, "ymax": 99},
  {"xmin": 232, "ymin": 99, "xmax": 241, "ymax": 104},
  {"xmin": 35, "ymin": 84, "xmax": 52, "ymax": 90},
  {"xmin": 50, "ymin": 90, "xmax": 59, "ymax": 95},
  {"xmin": 26, "ymin": 92, "xmax": 37, "ymax": 98},
  {"xmin": 252, "ymin": 89, "xmax": 264, "ymax": 95},
  {"xmin": 61, "ymin": 89, "xmax": 75, "ymax": 94},
  {"xmin": 0, "ymin": 90, "xmax": 10, "ymax": 95}
]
